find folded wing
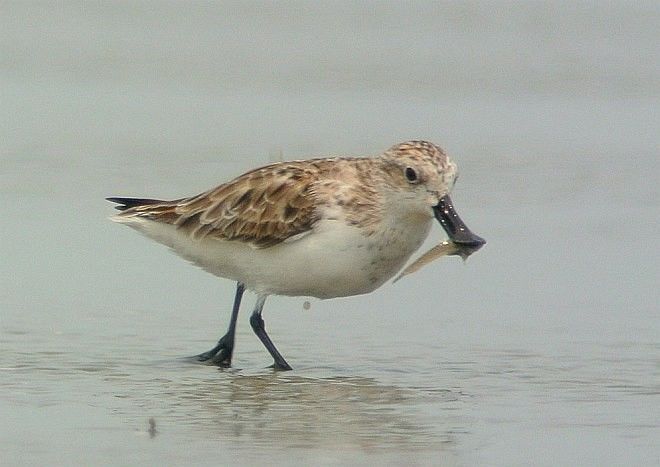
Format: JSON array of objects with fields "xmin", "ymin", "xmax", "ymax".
[{"xmin": 109, "ymin": 162, "xmax": 321, "ymax": 248}]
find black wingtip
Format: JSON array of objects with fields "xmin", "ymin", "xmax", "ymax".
[{"xmin": 106, "ymin": 197, "xmax": 163, "ymax": 211}]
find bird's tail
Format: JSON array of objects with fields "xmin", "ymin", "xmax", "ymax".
[{"xmin": 106, "ymin": 197, "xmax": 165, "ymax": 211}]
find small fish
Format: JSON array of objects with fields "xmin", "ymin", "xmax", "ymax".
[
  {"xmin": 393, "ymin": 238, "xmax": 484, "ymax": 283},
  {"xmin": 394, "ymin": 195, "xmax": 485, "ymax": 283}
]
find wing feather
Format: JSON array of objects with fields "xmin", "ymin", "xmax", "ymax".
[{"xmin": 117, "ymin": 162, "xmax": 322, "ymax": 248}]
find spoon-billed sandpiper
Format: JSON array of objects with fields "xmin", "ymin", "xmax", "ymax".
[{"xmin": 107, "ymin": 140, "xmax": 485, "ymax": 370}]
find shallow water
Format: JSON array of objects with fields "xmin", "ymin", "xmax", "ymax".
[{"xmin": 1, "ymin": 2, "xmax": 659, "ymax": 466}]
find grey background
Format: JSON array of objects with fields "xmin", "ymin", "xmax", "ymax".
[{"xmin": 2, "ymin": 1, "xmax": 658, "ymax": 466}]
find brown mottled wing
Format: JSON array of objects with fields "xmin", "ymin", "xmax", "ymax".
[{"xmin": 124, "ymin": 162, "xmax": 321, "ymax": 248}]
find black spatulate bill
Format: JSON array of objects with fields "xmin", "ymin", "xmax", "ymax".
[{"xmin": 432, "ymin": 195, "xmax": 486, "ymax": 259}]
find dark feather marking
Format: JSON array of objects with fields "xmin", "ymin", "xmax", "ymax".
[
  {"xmin": 106, "ymin": 197, "xmax": 165, "ymax": 211},
  {"xmin": 283, "ymin": 205, "xmax": 297, "ymax": 221},
  {"xmin": 234, "ymin": 189, "xmax": 253, "ymax": 208}
]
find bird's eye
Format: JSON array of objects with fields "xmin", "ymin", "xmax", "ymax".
[{"xmin": 405, "ymin": 167, "xmax": 418, "ymax": 183}]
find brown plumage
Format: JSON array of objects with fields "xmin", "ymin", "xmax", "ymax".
[
  {"xmin": 111, "ymin": 157, "xmax": 384, "ymax": 248},
  {"xmin": 106, "ymin": 141, "xmax": 485, "ymax": 370}
]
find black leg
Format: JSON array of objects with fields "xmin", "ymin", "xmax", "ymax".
[
  {"xmin": 249, "ymin": 295, "xmax": 292, "ymax": 371},
  {"xmin": 196, "ymin": 282, "xmax": 245, "ymax": 366}
]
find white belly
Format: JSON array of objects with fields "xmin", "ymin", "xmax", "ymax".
[{"xmin": 118, "ymin": 217, "xmax": 432, "ymax": 299}]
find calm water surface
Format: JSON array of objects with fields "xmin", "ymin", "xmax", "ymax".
[{"xmin": 1, "ymin": 2, "xmax": 659, "ymax": 466}]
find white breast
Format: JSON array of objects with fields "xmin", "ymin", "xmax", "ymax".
[{"xmin": 117, "ymin": 214, "xmax": 433, "ymax": 299}]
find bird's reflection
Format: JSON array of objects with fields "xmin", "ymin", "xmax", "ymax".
[{"xmin": 151, "ymin": 367, "xmax": 460, "ymax": 452}]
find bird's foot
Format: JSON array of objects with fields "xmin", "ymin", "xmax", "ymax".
[
  {"xmin": 268, "ymin": 359, "xmax": 293, "ymax": 371},
  {"xmin": 195, "ymin": 335, "xmax": 234, "ymax": 367}
]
